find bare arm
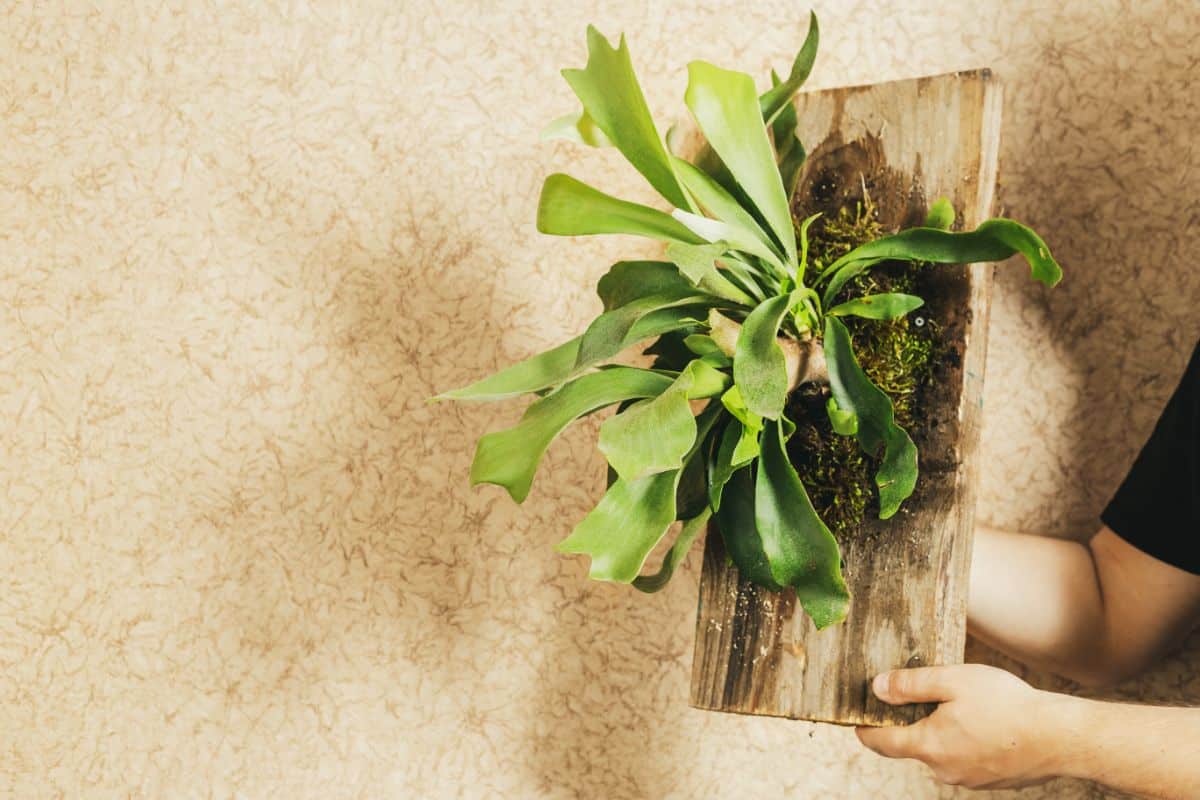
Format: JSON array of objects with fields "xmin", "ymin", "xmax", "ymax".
[
  {"xmin": 968, "ymin": 524, "xmax": 1200, "ymax": 686},
  {"xmin": 1056, "ymin": 693, "xmax": 1200, "ymax": 799},
  {"xmin": 858, "ymin": 664, "xmax": 1200, "ymax": 797}
]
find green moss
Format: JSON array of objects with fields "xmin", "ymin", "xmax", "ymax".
[
  {"xmin": 785, "ymin": 196, "xmax": 942, "ymax": 540},
  {"xmin": 808, "ymin": 200, "xmax": 884, "ymax": 271}
]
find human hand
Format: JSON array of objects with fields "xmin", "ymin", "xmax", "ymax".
[{"xmin": 855, "ymin": 664, "xmax": 1071, "ymax": 790}]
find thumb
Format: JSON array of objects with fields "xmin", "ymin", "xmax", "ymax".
[{"xmin": 872, "ymin": 666, "xmax": 963, "ymax": 705}]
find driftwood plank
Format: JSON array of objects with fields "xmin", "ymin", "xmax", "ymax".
[{"xmin": 690, "ymin": 70, "xmax": 1001, "ymax": 727}]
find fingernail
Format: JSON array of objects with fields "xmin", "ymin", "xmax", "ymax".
[{"xmin": 872, "ymin": 672, "xmax": 889, "ymax": 699}]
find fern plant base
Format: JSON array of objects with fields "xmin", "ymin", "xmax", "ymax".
[{"xmin": 689, "ymin": 70, "xmax": 1000, "ymax": 727}]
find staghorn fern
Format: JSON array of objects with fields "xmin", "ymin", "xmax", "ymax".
[{"xmin": 435, "ymin": 13, "xmax": 1061, "ymax": 629}]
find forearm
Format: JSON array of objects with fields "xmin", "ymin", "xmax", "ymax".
[
  {"xmin": 969, "ymin": 526, "xmax": 1112, "ymax": 684},
  {"xmin": 970, "ymin": 525, "xmax": 1200, "ymax": 685},
  {"xmin": 1046, "ymin": 694, "xmax": 1200, "ymax": 799}
]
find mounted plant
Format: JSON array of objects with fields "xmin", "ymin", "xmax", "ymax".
[{"xmin": 436, "ymin": 13, "xmax": 1061, "ymax": 630}]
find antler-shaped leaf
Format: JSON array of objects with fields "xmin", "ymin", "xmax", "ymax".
[
  {"xmin": 733, "ymin": 292, "xmax": 796, "ymax": 419},
  {"xmin": 755, "ymin": 418, "xmax": 850, "ymax": 628},
  {"xmin": 558, "ymin": 27, "xmax": 691, "ymax": 209},
  {"xmin": 559, "ymin": 402, "xmax": 722, "ymax": 582},
  {"xmin": 820, "ymin": 218, "xmax": 1063, "ymax": 305},
  {"xmin": 599, "ymin": 359, "xmax": 729, "ymax": 481},
  {"xmin": 470, "ymin": 367, "xmax": 675, "ymax": 501},
  {"xmin": 558, "ymin": 468, "xmax": 682, "ymax": 582},
  {"xmin": 712, "ymin": 419, "xmax": 850, "ymax": 629},
  {"xmin": 685, "ymin": 61, "xmax": 798, "ymax": 268},
  {"xmin": 692, "ymin": 17, "xmax": 819, "ymax": 212}
]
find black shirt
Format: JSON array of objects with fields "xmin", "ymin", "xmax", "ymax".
[{"xmin": 1101, "ymin": 340, "xmax": 1200, "ymax": 575}]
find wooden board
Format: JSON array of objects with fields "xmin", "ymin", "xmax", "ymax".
[{"xmin": 690, "ymin": 71, "xmax": 1001, "ymax": 727}]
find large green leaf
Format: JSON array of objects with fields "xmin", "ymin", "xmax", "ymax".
[
  {"xmin": 824, "ymin": 317, "xmax": 918, "ymax": 519},
  {"xmin": 435, "ymin": 306, "xmax": 698, "ymax": 401},
  {"xmin": 732, "ymin": 293, "xmax": 793, "ymax": 419},
  {"xmin": 685, "ymin": 13, "xmax": 817, "ymax": 219},
  {"xmin": 471, "ymin": 367, "xmax": 674, "ymax": 502},
  {"xmin": 558, "ymin": 468, "xmax": 680, "ymax": 582},
  {"xmin": 537, "ymin": 173, "xmax": 704, "ymax": 244},
  {"xmin": 684, "ymin": 61, "xmax": 797, "ymax": 266},
  {"xmin": 758, "ymin": 12, "xmax": 820, "ymax": 126},
  {"xmin": 599, "ymin": 360, "xmax": 729, "ymax": 481},
  {"xmin": 819, "ymin": 219, "xmax": 1063, "ymax": 305},
  {"xmin": 632, "ymin": 507, "xmax": 712, "ymax": 593},
  {"xmin": 755, "ymin": 418, "xmax": 850, "ymax": 628},
  {"xmin": 827, "ymin": 292, "xmax": 924, "ymax": 320},
  {"xmin": 561, "ymin": 27, "xmax": 691, "ymax": 209},
  {"xmin": 561, "ymin": 401, "xmax": 722, "ymax": 583}
]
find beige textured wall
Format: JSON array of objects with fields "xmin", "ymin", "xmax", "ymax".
[{"xmin": 2, "ymin": 1, "xmax": 1197, "ymax": 798}]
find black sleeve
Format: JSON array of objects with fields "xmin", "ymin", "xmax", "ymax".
[{"xmin": 1100, "ymin": 340, "xmax": 1200, "ymax": 575}]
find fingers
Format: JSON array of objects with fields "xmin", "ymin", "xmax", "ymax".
[
  {"xmin": 871, "ymin": 665, "xmax": 967, "ymax": 705},
  {"xmin": 855, "ymin": 722, "xmax": 928, "ymax": 760}
]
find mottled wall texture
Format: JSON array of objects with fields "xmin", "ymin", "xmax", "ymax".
[{"xmin": 2, "ymin": 1, "xmax": 1196, "ymax": 798}]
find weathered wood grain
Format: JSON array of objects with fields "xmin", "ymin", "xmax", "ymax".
[{"xmin": 690, "ymin": 70, "xmax": 1001, "ymax": 727}]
